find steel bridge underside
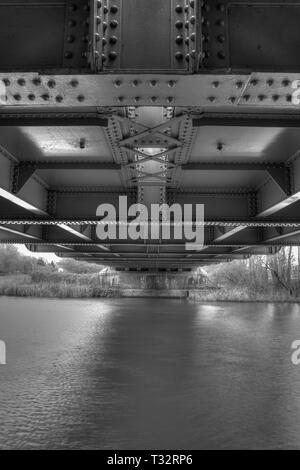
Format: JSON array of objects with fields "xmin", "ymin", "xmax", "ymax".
[{"xmin": 1, "ymin": 0, "xmax": 300, "ymax": 270}]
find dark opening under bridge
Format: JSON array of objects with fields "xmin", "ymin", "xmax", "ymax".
[{"xmin": 1, "ymin": 0, "xmax": 300, "ymax": 271}]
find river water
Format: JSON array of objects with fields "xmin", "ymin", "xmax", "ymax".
[{"xmin": 0, "ymin": 297, "xmax": 300, "ymax": 450}]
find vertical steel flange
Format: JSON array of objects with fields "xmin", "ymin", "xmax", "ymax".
[
  {"xmin": 89, "ymin": 0, "xmax": 105, "ymax": 71},
  {"xmin": 101, "ymin": 0, "xmax": 121, "ymax": 70},
  {"xmin": 64, "ymin": 0, "xmax": 91, "ymax": 69},
  {"xmin": 172, "ymin": 0, "xmax": 199, "ymax": 71},
  {"xmin": 200, "ymin": 0, "xmax": 228, "ymax": 69}
]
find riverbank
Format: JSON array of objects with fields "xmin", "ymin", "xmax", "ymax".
[
  {"xmin": 0, "ymin": 274, "xmax": 299, "ymax": 302},
  {"xmin": 0, "ymin": 274, "xmax": 118, "ymax": 298}
]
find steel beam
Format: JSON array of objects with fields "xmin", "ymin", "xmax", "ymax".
[
  {"xmin": 13, "ymin": 162, "xmax": 122, "ymax": 193},
  {"xmin": 182, "ymin": 162, "xmax": 285, "ymax": 171},
  {"xmin": 1, "ymin": 218, "xmax": 300, "ymax": 228},
  {"xmin": 193, "ymin": 114, "xmax": 300, "ymax": 128},
  {"xmin": 0, "ymin": 114, "xmax": 108, "ymax": 127},
  {"xmin": 1, "ymin": 73, "xmax": 300, "ymax": 108}
]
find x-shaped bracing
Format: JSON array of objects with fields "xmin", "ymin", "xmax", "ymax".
[{"xmin": 115, "ymin": 115, "xmax": 185, "ymax": 183}]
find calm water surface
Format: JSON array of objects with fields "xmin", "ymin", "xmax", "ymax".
[{"xmin": 0, "ymin": 297, "xmax": 300, "ymax": 450}]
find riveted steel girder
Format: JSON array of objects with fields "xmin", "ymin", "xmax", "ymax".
[{"xmin": 1, "ymin": 73, "xmax": 300, "ymax": 108}]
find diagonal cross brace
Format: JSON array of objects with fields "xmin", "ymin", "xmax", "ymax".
[{"xmin": 118, "ymin": 115, "xmax": 185, "ymax": 148}]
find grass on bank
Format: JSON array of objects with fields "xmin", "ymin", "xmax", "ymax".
[
  {"xmin": 0, "ymin": 273, "xmax": 118, "ymax": 299},
  {"xmin": 0, "ymin": 273, "xmax": 299, "ymax": 301},
  {"xmin": 188, "ymin": 286, "xmax": 300, "ymax": 302}
]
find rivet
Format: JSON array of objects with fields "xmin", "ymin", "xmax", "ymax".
[
  {"xmin": 212, "ymin": 81, "xmax": 219, "ymax": 88},
  {"xmin": 70, "ymin": 79, "xmax": 79, "ymax": 88},
  {"xmin": 175, "ymin": 52, "xmax": 183, "ymax": 60},
  {"xmin": 109, "ymin": 51, "xmax": 118, "ymax": 60},
  {"xmin": 175, "ymin": 20, "xmax": 183, "ymax": 28},
  {"xmin": 190, "ymin": 16, "xmax": 196, "ymax": 25},
  {"xmin": 168, "ymin": 80, "xmax": 177, "ymax": 88},
  {"xmin": 67, "ymin": 35, "xmax": 75, "ymax": 43},
  {"xmin": 282, "ymin": 79, "xmax": 290, "ymax": 87},
  {"xmin": 150, "ymin": 80, "xmax": 158, "ymax": 87},
  {"xmin": 243, "ymin": 94, "xmax": 250, "ymax": 101},
  {"xmin": 42, "ymin": 94, "xmax": 50, "ymax": 101},
  {"xmin": 258, "ymin": 94, "xmax": 266, "ymax": 101},
  {"xmin": 2, "ymin": 78, "xmax": 10, "ymax": 86},
  {"xmin": 217, "ymin": 142, "xmax": 223, "ymax": 151},
  {"xmin": 176, "ymin": 35, "xmax": 183, "ymax": 45},
  {"xmin": 109, "ymin": 36, "xmax": 118, "ymax": 44},
  {"xmin": 216, "ymin": 19, "xmax": 225, "ymax": 27},
  {"xmin": 110, "ymin": 5, "xmax": 118, "ymax": 14},
  {"xmin": 114, "ymin": 80, "xmax": 122, "ymax": 87},
  {"xmin": 229, "ymin": 97, "xmax": 236, "ymax": 103},
  {"xmin": 190, "ymin": 32, "xmax": 196, "ymax": 42},
  {"xmin": 286, "ymin": 94, "xmax": 292, "ymax": 102},
  {"xmin": 250, "ymin": 79, "xmax": 258, "ymax": 86},
  {"xmin": 77, "ymin": 95, "xmax": 85, "ymax": 102},
  {"xmin": 17, "ymin": 78, "xmax": 26, "ymax": 86},
  {"xmin": 79, "ymin": 138, "xmax": 86, "ymax": 149},
  {"xmin": 236, "ymin": 81, "xmax": 244, "ymax": 89},
  {"xmin": 110, "ymin": 20, "xmax": 118, "ymax": 28},
  {"xmin": 167, "ymin": 97, "xmax": 174, "ymax": 103},
  {"xmin": 56, "ymin": 95, "xmax": 63, "ymax": 103},
  {"xmin": 69, "ymin": 4, "xmax": 77, "ymax": 12},
  {"xmin": 64, "ymin": 51, "xmax": 73, "ymax": 59},
  {"xmin": 207, "ymin": 96, "xmax": 216, "ymax": 102},
  {"xmin": 28, "ymin": 94, "xmax": 36, "ymax": 101},
  {"xmin": 218, "ymin": 51, "xmax": 225, "ymax": 59},
  {"xmin": 117, "ymin": 97, "xmax": 124, "ymax": 103},
  {"xmin": 272, "ymin": 94, "xmax": 279, "ymax": 102},
  {"xmin": 175, "ymin": 5, "xmax": 183, "ymax": 13},
  {"xmin": 217, "ymin": 3, "xmax": 225, "ymax": 12},
  {"xmin": 267, "ymin": 79, "xmax": 274, "ymax": 86},
  {"xmin": 48, "ymin": 79, "xmax": 56, "ymax": 89},
  {"xmin": 202, "ymin": 19, "xmax": 210, "ymax": 27}
]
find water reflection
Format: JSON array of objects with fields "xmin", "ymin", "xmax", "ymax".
[{"xmin": 0, "ymin": 298, "xmax": 300, "ymax": 449}]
